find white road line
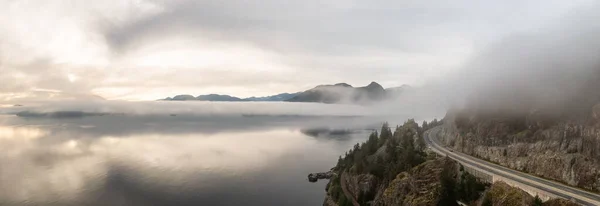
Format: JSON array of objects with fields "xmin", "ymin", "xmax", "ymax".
[{"xmin": 425, "ymin": 128, "xmax": 600, "ymax": 206}]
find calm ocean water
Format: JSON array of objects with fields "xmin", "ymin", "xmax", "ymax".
[
  {"xmin": 0, "ymin": 111, "xmax": 373, "ymax": 206},
  {"xmin": 0, "ymin": 101, "xmax": 440, "ymax": 205}
]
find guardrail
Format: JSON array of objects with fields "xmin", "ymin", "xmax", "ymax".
[{"xmin": 425, "ymin": 128, "xmax": 596, "ymax": 205}]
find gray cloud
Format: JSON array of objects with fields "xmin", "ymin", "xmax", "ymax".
[
  {"xmin": 105, "ymin": 0, "xmax": 456, "ymax": 54},
  {"xmin": 0, "ymin": 0, "xmax": 596, "ymax": 101},
  {"xmin": 103, "ymin": 1, "xmax": 480, "ymax": 57},
  {"xmin": 428, "ymin": 2, "xmax": 600, "ymax": 117}
]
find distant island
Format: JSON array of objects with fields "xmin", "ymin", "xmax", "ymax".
[{"xmin": 162, "ymin": 82, "xmax": 410, "ymax": 104}]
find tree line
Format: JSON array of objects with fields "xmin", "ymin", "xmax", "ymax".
[{"xmin": 327, "ymin": 118, "xmax": 492, "ymax": 206}]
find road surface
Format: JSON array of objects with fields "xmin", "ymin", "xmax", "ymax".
[{"xmin": 425, "ymin": 127, "xmax": 600, "ymax": 206}]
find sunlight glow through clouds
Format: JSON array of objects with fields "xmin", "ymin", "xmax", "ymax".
[
  {"xmin": 0, "ymin": 126, "xmax": 47, "ymax": 140},
  {"xmin": 0, "ymin": 0, "xmax": 597, "ymax": 101},
  {"xmin": 122, "ymin": 37, "xmax": 288, "ymax": 72},
  {"xmin": 67, "ymin": 74, "xmax": 78, "ymax": 82}
]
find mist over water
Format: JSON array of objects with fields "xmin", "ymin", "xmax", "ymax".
[
  {"xmin": 0, "ymin": 102, "xmax": 427, "ymax": 206},
  {"xmin": 3, "ymin": 0, "xmax": 600, "ymax": 205}
]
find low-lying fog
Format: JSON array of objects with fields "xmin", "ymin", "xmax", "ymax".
[
  {"xmin": 3, "ymin": 1, "xmax": 600, "ymax": 205},
  {"xmin": 0, "ymin": 101, "xmax": 439, "ymax": 206}
]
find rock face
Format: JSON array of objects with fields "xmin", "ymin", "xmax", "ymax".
[
  {"xmin": 323, "ymin": 195, "xmax": 339, "ymax": 206},
  {"xmin": 439, "ymin": 107, "xmax": 600, "ymax": 191},
  {"xmin": 481, "ymin": 181, "xmax": 534, "ymax": 206},
  {"xmin": 308, "ymin": 171, "xmax": 335, "ymax": 182},
  {"xmin": 344, "ymin": 173, "xmax": 380, "ymax": 204},
  {"xmin": 481, "ymin": 182, "xmax": 579, "ymax": 206},
  {"xmin": 322, "ymin": 158, "xmax": 462, "ymax": 206},
  {"xmin": 375, "ymin": 159, "xmax": 451, "ymax": 206},
  {"xmin": 321, "ymin": 121, "xmax": 489, "ymax": 206}
]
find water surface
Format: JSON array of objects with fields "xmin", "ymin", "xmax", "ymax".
[{"xmin": 0, "ymin": 113, "xmax": 372, "ymax": 206}]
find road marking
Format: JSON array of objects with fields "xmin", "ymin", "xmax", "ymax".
[{"xmin": 425, "ymin": 128, "xmax": 600, "ymax": 206}]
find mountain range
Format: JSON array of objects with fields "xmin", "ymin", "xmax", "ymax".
[
  {"xmin": 162, "ymin": 82, "xmax": 410, "ymax": 104},
  {"xmin": 163, "ymin": 93, "xmax": 301, "ymax": 102}
]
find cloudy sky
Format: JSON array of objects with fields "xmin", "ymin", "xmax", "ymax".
[{"xmin": 0, "ymin": 0, "xmax": 595, "ymax": 101}]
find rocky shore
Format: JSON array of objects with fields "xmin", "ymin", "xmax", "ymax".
[{"xmin": 308, "ymin": 171, "xmax": 336, "ymax": 182}]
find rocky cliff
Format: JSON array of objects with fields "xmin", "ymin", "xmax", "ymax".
[
  {"xmin": 480, "ymin": 181, "xmax": 579, "ymax": 206},
  {"xmin": 322, "ymin": 120, "xmax": 588, "ymax": 205},
  {"xmin": 480, "ymin": 181, "xmax": 535, "ymax": 206},
  {"xmin": 438, "ymin": 105, "xmax": 600, "ymax": 191},
  {"xmin": 374, "ymin": 158, "xmax": 453, "ymax": 206},
  {"xmin": 321, "ymin": 120, "xmax": 490, "ymax": 206},
  {"xmin": 323, "ymin": 158, "xmax": 451, "ymax": 206}
]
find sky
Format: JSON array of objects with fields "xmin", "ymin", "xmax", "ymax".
[{"xmin": 0, "ymin": 0, "xmax": 596, "ymax": 101}]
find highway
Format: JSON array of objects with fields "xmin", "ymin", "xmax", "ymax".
[{"xmin": 425, "ymin": 127, "xmax": 600, "ymax": 206}]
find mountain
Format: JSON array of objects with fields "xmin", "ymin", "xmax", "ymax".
[
  {"xmin": 196, "ymin": 94, "xmax": 243, "ymax": 101},
  {"xmin": 163, "ymin": 93, "xmax": 301, "ymax": 102},
  {"xmin": 162, "ymin": 82, "xmax": 408, "ymax": 104},
  {"xmin": 286, "ymin": 82, "xmax": 390, "ymax": 104},
  {"xmin": 354, "ymin": 82, "xmax": 387, "ymax": 102},
  {"xmin": 169, "ymin": 94, "xmax": 196, "ymax": 101},
  {"xmin": 244, "ymin": 93, "xmax": 300, "ymax": 101}
]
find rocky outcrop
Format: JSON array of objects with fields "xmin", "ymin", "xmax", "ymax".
[
  {"xmin": 323, "ymin": 195, "xmax": 339, "ymax": 206},
  {"xmin": 375, "ymin": 159, "xmax": 451, "ymax": 206},
  {"xmin": 439, "ymin": 107, "xmax": 600, "ymax": 191},
  {"xmin": 322, "ymin": 159, "xmax": 445, "ymax": 206},
  {"xmin": 309, "ymin": 171, "xmax": 335, "ymax": 182},
  {"xmin": 321, "ymin": 121, "xmax": 488, "ymax": 206},
  {"xmin": 481, "ymin": 181, "xmax": 534, "ymax": 206},
  {"xmin": 343, "ymin": 172, "xmax": 379, "ymax": 204}
]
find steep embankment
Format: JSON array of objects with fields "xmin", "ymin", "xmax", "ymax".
[
  {"xmin": 340, "ymin": 172, "xmax": 360, "ymax": 206},
  {"xmin": 436, "ymin": 68, "xmax": 600, "ymax": 192},
  {"xmin": 438, "ymin": 106, "xmax": 600, "ymax": 192},
  {"xmin": 481, "ymin": 181, "xmax": 535, "ymax": 206},
  {"xmin": 480, "ymin": 181, "xmax": 580, "ymax": 206},
  {"xmin": 321, "ymin": 120, "xmax": 490, "ymax": 206},
  {"xmin": 322, "ymin": 120, "xmax": 588, "ymax": 205},
  {"xmin": 375, "ymin": 158, "xmax": 453, "ymax": 206}
]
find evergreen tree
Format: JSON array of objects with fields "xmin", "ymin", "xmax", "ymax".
[
  {"xmin": 438, "ymin": 157, "xmax": 458, "ymax": 206},
  {"xmin": 367, "ymin": 131, "xmax": 379, "ymax": 155},
  {"xmin": 379, "ymin": 122, "xmax": 392, "ymax": 147},
  {"xmin": 457, "ymin": 172, "xmax": 487, "ymax": 203},
  {"xmin": 481, "ymin": 196, "xmax": 493, "ymax": 206},
  {"xmin": 531, "ymin": 196, "xmax": 543, "ymax": 206}
]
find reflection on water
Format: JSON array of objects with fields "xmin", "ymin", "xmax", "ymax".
[{"xmin": 0, "ymin": 115, "xmax": 370, "ymax": 206}]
